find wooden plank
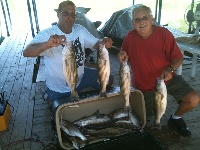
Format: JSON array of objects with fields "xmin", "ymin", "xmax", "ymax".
[
  {"xmin": 0, "ymin": 31, "xmax": 20, "ymax": 64},
  {"xmin": 20, "ymin": 54, "xmax": 38, "ymax": 149},
  {"xmin": 0, "ymin": 31, "xmax": 22, "ymax": 90},
  {"xmin": 0, "ymin": 30, "xmax": 36, "ymax": 150},
  {"xmin": 31, "ymin": 81, "xmax": 54, "ymax": 150},
  {"xmin": 0, "ymin": 32, "xmax": 30, "ymax": 150},
  {"xmin": 7, "ymin": 56, "xmax": 31, "ymax": 148},
  {"xmin": 23, "ymin": 83, "xmax": 36, "ymax": 149},
  {"xmin": 7, "ymin": 32, "xmax": 35, "ymax": 149}
]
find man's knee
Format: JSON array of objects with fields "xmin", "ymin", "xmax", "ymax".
[{"xmin": 181, "ymin": 91, "xmax": 200, "ymax": 108}]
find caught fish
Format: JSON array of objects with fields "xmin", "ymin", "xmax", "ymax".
[
  {"xmin": 86, "ymin": 137, "xmax": 110, "ymax": 145},
  {"xmin": 119, "ymin": 61, "xmax": 131, "ymax": 112},
  {"xmin": 112, "ymin": 107, "xmax": 140, "ymax": 128},
  {"xmin": 129, "ymin": 110, "xmax": 141, "ymax": 128},
  {"xmin": 62, "ymin": 41, "xmax": 79, "ymax": 101},
  {"xmin": 82, "ymin": 127, "xmax": 130, "ymax": 137},
  {"xmin": 115, "ymin": 117, "xmax": 131, "ymax": 124},
  {"xmin": 61, "ymin": 130, "xmax": 87, "ymax": 149},
  {"xmin": 114, "ymin": 117, "xmax": 139, "ymax": 130},
  {"xmin": 60, "ymin": 119, "xmax": 87, "ymax": 141},
  {"xmin": 153, "ymin": 78, "xmax": 167, "ymax": 130},
  {"xmin": 112, "ymin": 108, "xmax": 128, "ymax": 119},
  {"xmin": 97, "ymin": 44, "xmax": 110, "ymax": 98},
  {"xmin": 73, "ymin": 110, "xmax": 111, "ymax": 127}
]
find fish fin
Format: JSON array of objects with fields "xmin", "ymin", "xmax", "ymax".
[
  {"xmin": 76, "ymin": 74, "xmax": 79, "ymax": 83},
  {"xmin": 88, "ymin": 109, "xmax": 101, "ymax": 118},
  {"xmin": 72, "ymin": 140, "xmax": 80, "ymax": 150},
  {"xmin": 124, "ymin": 105, "xmax": 131, "ymax": 113},
  {"xmin": 93, "ymin": 109, "xmax": 100, "ymax": 116},
  {"xmin": 152, "ymin": 122, "xmax": 161, "ymax": 131},
  {"xmin": 155, "ymin": 92, "xmax": 162, "ymax": 101},
  {"xmin": 97, "ymin": 78, "xmax": 100, "ymax": 84}
]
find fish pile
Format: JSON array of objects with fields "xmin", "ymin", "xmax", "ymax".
[
  {"xmin": 119, "ymin": 61, "xmax": 131, "ymax": 112},
  {"xmin": 97, "ymin": 44, "xmax": 110, "ymax": 98},
  {"xmin": 153, "ymin": 78, "xmax": 167, "ymax": 130},
  {"xmin": 62, "ymin": 41, "xmax": 79, "ymax": 101},
  {"xmin": 60, "ymin": 108, "xmax": 141, "ymax": 149}
]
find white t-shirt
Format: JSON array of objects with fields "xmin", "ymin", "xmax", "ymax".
[{"xmin": 30, "ymin": 24, "xmax": 99, "ymax": 93}]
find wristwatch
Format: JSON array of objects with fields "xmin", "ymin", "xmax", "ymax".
[{"xmin": 168, "ymin": 65, "xmax": 174, "ymax": 73}]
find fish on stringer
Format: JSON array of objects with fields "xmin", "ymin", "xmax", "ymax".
[
  {"xmin": 62, "ymin": 41, "xmax": 80, "ymax": 102},
  {"xmin": 97, "ymin": 44, "xmax": 110, "ymax": 98},
  {"xmin": 153, "ymin": 78, "xmax": 167, "ymax": 130},
  {"xmin": 119, "ymin": 61, "xmax": 131, "ymax": 112}
]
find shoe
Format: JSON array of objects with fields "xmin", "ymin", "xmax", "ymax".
[{"xmin": 168, "ymin": 115, "xmax": 191, "ymax": 136}]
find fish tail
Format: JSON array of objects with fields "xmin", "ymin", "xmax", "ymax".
[
  {"xmin": 124, "ymin": 105, "xmax": 131, "ymax": 113},
  {"xmin": 152, "ymin": 121, "xmax": 161, "ymax": 130},
  {"xmin": 99, "ymin": 91, "xmax": 107, "ymax": 98},
  {"xmin": 70, "ymin": 90, "xmax": 80, "ymax": 101},
  {"xmin": 80, "ymin": 134, "xmax": 87, "ymax": 141}
]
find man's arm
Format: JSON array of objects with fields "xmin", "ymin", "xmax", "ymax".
[
  {"xmin": 161, "ymin": 57, "xmax": 184, "ymax": 81},
  {"xmin": 23, "ymin": 42, "xmax": 50, "ymax": 57},
  {"xmin": 23, "ymin": 34, "xmax": 66, "ymax": 57},
  {"xmin": 93, "ymin": 37, "xmax": 113, "ymax": 50},
  {"xmin": 168, "ymin": 58, "xmax": 184, "ymax": 71}
]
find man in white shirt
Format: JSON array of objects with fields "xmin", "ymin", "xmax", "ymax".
[{"xmin": 23, "ymin": 0, "xmax": 113, "ymax": 105}]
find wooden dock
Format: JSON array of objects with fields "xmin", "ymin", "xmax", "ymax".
[{"xmin": 0, "ymin": 29, "xmax": 200, "ymax": 150}]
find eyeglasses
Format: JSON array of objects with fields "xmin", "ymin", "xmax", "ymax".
[
  {"xmin": 60, "ymin": 11, "xmax": 76, "ymax": 18},
  {"xmin": 134, "ymin": 16, "xmax": 150, "ymax": 23}
]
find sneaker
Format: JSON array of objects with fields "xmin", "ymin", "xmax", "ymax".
[{"xmin": 168, "ymin": 115, "xmax": 191, "ymax": 136}]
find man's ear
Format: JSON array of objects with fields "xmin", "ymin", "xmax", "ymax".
[{"xmin": 151, "ymin": 16, "xmax": 155, "ymax": 24}]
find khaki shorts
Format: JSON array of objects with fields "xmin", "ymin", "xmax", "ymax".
[{"xmin": 143, "ymin": 75, "xmax": 194, "ymax": 118}]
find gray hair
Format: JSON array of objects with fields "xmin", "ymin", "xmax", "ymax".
[{"xmin": 132, "ymin": 4, "xmax": 152, "ymax": 18}]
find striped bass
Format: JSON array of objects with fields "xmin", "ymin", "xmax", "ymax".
[
  {"xmin": 97, "ymin": 44, "xmax": 110, "ymax": 98},
  {"xmin": 129, "ymin": 110, "xmax": 141, "ymax": 128},
  {"xmin": 112, "ymin": 108, "xmax": 128, "ymax": 119},
  {"xmin": 73, "ymin": 110, "xmax": 111, "ymax": 127},
  {"xmin": 60, "ymin": 119, "xmax": 87, "ymax": 141},
  {"xmin": 119, "ymin": 61, "xmax": 131, "ymax": 112},
  {"xmin": 62, "ymin": 41, "xmax": 79, "ymax": 101},
  {"xmin": 153, "ymin": 78, "xmax": 167, "ymax": 130}
]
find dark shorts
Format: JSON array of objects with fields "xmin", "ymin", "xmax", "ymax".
[
  {"xmin": 143, "ymin": 75, "xmax": 194, "ymax": 117},
  {"xmin": 46, "ymin": 66, "xmax": 113, "ymax": 102}
]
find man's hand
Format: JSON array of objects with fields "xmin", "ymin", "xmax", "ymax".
[
  {"xmin": 161, "ymin": 66, "xmax": 173, "ymax": 81},
  {"xmin": 46, "ymin": 34, "xmax": 66, "ymax": 48},
  {"xmin": 101, "ymin": 37, "xmax": 113, "ymax": 49},
  {"xmin": 117, "ymin": 51, "xmax": 129, "ymax": 63}
]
